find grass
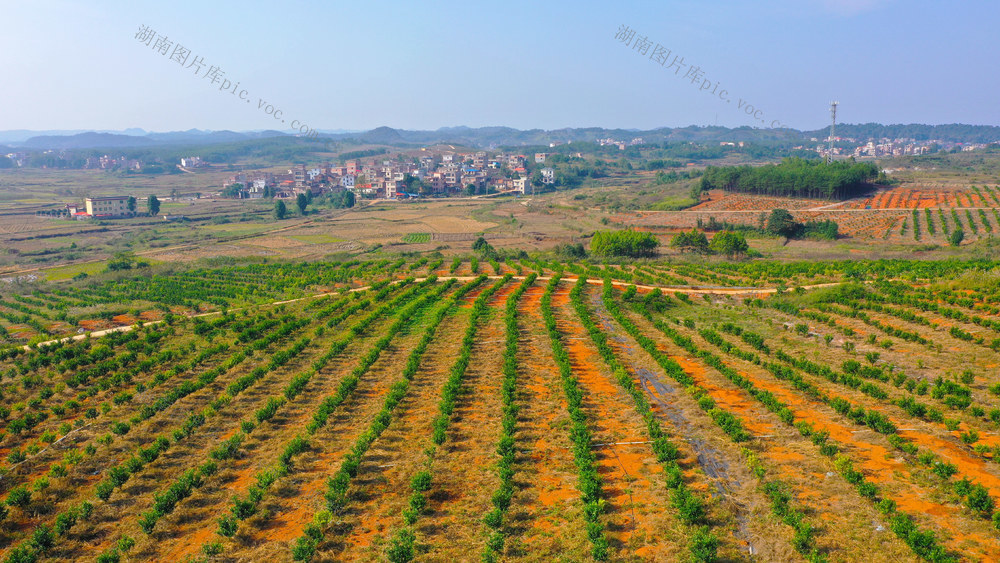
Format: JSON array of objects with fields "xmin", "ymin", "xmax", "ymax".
[
  {"xmin": 401, "ymin": 233, "xmax": 431, "ymax": 243},
  {"xmin": 649, "ymin": 195, "xmax": 699, "ymax": 211},
  {"xmin": 44, "ymin": 261, "xmax": 106, "ymax": 281}
]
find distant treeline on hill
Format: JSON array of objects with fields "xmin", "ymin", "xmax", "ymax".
[
  {"xmin": 700, "ymin": 158, "xmax": 880, "ymax": 200},
  {"xmin": 806, "ymin": 123, "xmax": 1000, "ymax": 144},
  {"xmin": 337, "ymin": 147, "xmax": 388, "ymax": 163}
]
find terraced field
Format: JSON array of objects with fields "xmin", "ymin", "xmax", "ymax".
[
  {"xmin": 622, "ymin": 185, "xmax": 1000, "ymax": 244},
  {"xmin": 0, "ymin": 257, "xmax": 998, "ymax": 562}
]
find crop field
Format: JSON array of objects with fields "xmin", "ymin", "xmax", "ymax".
[
  {"xmin": 0, "ymin": 257, "xmax": 996, "ymax": 562},
  {"xmin": 622, "ymin": 185, "xmax": 1000, "ymax": 245}
]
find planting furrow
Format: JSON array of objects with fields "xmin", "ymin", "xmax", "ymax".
[
  {"xmin": 505, "ymin": 282, "xmax": 591, "ymax": 559},
  {"xmin": 636, "ymin": 308, "xmax": 975, "ymax": 561},
  {"xmin": 315, "ymin": 282, "xmax": 481, "ymax": 560},
  {"xmin": 551, "ymin": 279, "xmax": 692, "ymax": 561},
  {"xmin": 0, "ymin": 280, "xmax": 425, "ymax": 561},
  {"xmin": 129, "ymin": 279, "xmax": 462, "ymax": 561},
  {"xmin": 288, "ymin": 277, "xmax": 485, "ymax": 561},
  {"xmin": 537, "ymin": 275, "xmax": 610, "ymax": 559},
  {"xmin": 393, "ymin": 275, "xmax": 515, "ymax": 561}
]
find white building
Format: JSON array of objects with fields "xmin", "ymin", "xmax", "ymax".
[
  {"xmin": 85, "ymin": 196, "xmax": 132, "ymax": 217},
  {"xmin": 541, "ymin": 168, "xmax": 555, "ymax": 184},
  {"xmin": 513, "ymin": 176, "xmax": 529, "ymax": 194}
]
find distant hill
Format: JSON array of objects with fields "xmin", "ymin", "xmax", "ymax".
[
  {"xmin": 801, "ymin": 123, "xmax": 1000, "ymax": 144},
  {"xmin": 21, "ymin": 132, "xmax": 160, "ymax": 149},
  {"xmin": 5, "ymin": 123, "xmax": 999, "ymax": 151},
  {"xmin": 18, "ymin": 129, "xmax": 294, "ymax": 150},
  {"xmin": 321, "ymin": 125, "xmax": 804, "ymax": 148}
]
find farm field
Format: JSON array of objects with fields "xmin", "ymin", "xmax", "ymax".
[
  {"xmin": 620, "ymin": 185, "xmax": 1000, "ymax": 246},
  {"xmin": 0, "ymin": 257, "xmax": 996, "ymax": 562}
]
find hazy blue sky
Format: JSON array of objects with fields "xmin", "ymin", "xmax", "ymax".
[{"xmin": 2, "ymin": 0, "xmax": 997, "ymax": 133}]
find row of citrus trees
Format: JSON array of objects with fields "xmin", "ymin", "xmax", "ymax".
[
  {"xmin": 379, "ymin": 274, "xmax": 511, "ymax": 562},
  {"xmin": 1, "ymin": 279, "xmax": 422, "ymax": 562},
  {"xmin": 106, "ymin": 277, "xmax": 442, "ymax": 561},
  {"xmin": 288, "ymin": 276, "xmax": 486, "ymax": 561},
  {"xmin": 572, "ymin": 277, "xmax": 722, "ymax": 561},
  {"xmin": 653, "ymin": 304, "xmax": 956, "ymax": 561},
  {"xmin": 700, "ymin": 322, "xmax": 1000, "ymax": 537}
]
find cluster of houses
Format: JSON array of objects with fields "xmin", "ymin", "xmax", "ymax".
[
  {"xmin": 82, "ymin": 155, "xmax": 144, "ymax": 171},
  {"xmin": 4, "ymin": 152, "xmax": 27, "ymax": 167},
  {"xmin": 597, "ymin": 137, "xmax": 645, "ymax": 150},
  {"xmin": 224, "ymin": 151, "xmax": 557, "ymax": 200},
  {"xmin": 807, "ymin": 137, "xmax": 983, "ymax": 160},
  {"xmin": 3, "ymin": 151, "xmax": 145, "ymax": 170}
]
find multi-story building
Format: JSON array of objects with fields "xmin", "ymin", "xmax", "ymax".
[
  {"xmin": 472, "ymin": 151, "xmax": 488, "ymax": 169},
  {"xmin": 541, "ymin": 168, "xmax": 555, "ymax": 184},
  {"xmin": 513, "ymin": 176, "xmax": 530, "ymax": 194},
  {"xmin": 85, "ymin": 196, "xmax": 132, "ymax": 217}
]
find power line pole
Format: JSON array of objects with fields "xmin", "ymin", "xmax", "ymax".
[{"xmin": 828, "ymin": 101, "xmax": 839, "ymax": 164}]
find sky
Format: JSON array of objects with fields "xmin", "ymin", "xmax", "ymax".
[{"xmin": 1, "ymin": 0, "xmax": 998, "ymax": 133}]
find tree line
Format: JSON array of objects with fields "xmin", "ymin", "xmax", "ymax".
[{"xmin": 700, "ymin": 158, "xmax": 880, "ymax": 200}]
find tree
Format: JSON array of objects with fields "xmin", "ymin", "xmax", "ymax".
[
  {"xmin": 147, "ymin": 195, "xmax": 160, "ymax": 216},
  {"xmin": 274, "ymin": 200, "xmax": 287, "ymax": 220},
  {"xmin": 591, "ymin": 229, "xmax": 660, "ymax": 258},
  {"xmin": 949, "ymin": 228, "xmax": 964, "ymax": 246},
  {"xmin": 221, "ymin": 183, "xmax": 243, "ymax": 198},
  {"xmin": 472, "ymin": 236, "xmax": 491, "ymax": 253},
  {"xmin": 555, "ymin": 243, "xmax": 587, "ymax": 259},
  {"xmin": 709, "ymin": 230, "xmax": 749, "ymax": 257},
  {"xmin": 296, "ymin": 193, "xmax": 308, "ymax": 215},
  {"xmin": 700, "ymin": 158, "xmax": 878, "ymax": 199},
  {"xmin": 472, "ymin": 236, "xmax": 499, "ymax": 260},
  {"xmin": 766, "ymin": 209, "xmax": 801, "ymax": 238},
  {"xmin": 670, "ymin": 230, "xmax": 710, "ymax": 253},
  {"xmin": 327, "ymin": 190, "xmax": 355, "ymax": 209},
  {"xmin": 126, "ymin": 196, "xmax": 137, "ymax": 214}
]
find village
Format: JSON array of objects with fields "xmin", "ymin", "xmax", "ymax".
[{"xmin": 220, "ymin": 149, "xmax": 559, "ymax": 201}]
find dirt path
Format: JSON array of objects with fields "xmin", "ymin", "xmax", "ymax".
[
  {"xmin": 549, "ymin": 284, "xmax": 677, "ymax": 560},
  {"xmin": 585, "ymin": 286, "xmax": 772, "ymax": 560},
  {"xmin": 23, "ymin": 273, "xmax": 855, "ymax": 354}
]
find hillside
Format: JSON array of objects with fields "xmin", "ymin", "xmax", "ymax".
[{"xmin": 0, "ymin": 258, "xmax": 996, "ymax": 561}]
